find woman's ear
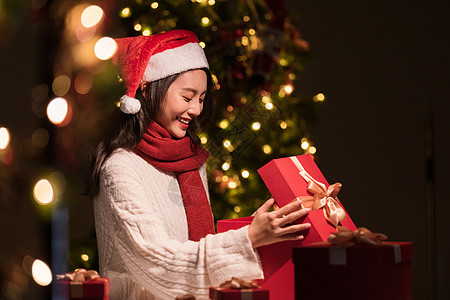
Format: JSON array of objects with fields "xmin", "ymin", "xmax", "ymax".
[{"xmin": 140, "ymin": 82, "xmax": 148, "ymax": 98}]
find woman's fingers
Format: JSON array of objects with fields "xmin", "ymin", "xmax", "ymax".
[
  {"xmin": 254, "ymin": 198, "xmax": 275, "ymax": 216},
  {"xmin": 274, "ymin": 198, "xmax": 303, "ymax": 218},
  {"xmin": 277, "ymin": 207, "xmax": 310, "ymax": 227}
]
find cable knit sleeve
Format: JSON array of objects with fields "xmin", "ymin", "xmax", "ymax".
[{"xmin": 95, "ymin": 150, "xmax": 263, "ymax": 300}]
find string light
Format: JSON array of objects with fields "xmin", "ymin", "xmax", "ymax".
[
  {"xmin": 313, "ymin": 93, "xmax": 325, "ymax": 102},
  {"xmin": 234, "ymin": 206, "xmax": 241, "ymax": 213},
  {"xmin": 200, "ymin": 136, "xmax": 208, "ymax": 144},
  {"xmin": 32, "ymin": 259, "xmax": 52, "ymax": 286},
  {"xmin": 219, "ymin": 119, "xmax": 229, "ymax": 129},
  {"xmin": 142, "ymin": 28, "xmax": 151, "ymax": 36},
  {"xmin": 33, "ymin": 179, "xmax": 54, "ymax": 205},
  {"xmin": 301, "ymin": 138, "xmax": 309, "ymax": 150},
  {"xmin": 283, "ymin": 84, "xmax": 294, "ymax": 95},
  {"xmin": 262, "ymin": 144, "xmax": 272, "ymax": 155},
  {"xmin": 94, "ymin": 37, "xmax": 117, "ymax": 60},
  {"xmin": 279, "ymin": 121, "xmax": 288, "ymax": 129},
  {"xmin": 221, "ymin": 175, "xmax": 229, "ymax": 182},
  {"xmin": 308, "ymin": 146, "xmax": 317, "ymax": 154},
  {"xmin": 199, "ymin": 41, "xmax": 206, "ymax": 48},
  {"xmin": 223, "ymin": 140, "xmax": 231, "ymax": 148},
  {"xmin": 151, "ymin": 2, "xmax": 159, "ymax": 9},
  {"xmin": 208, "ymin": 0, "xmax": 215, "ymax": 5},
  {"xmin": 201, "ymin": 17, "xmax": 210, "ymax": 26},
  {"xmin": 249, "ymin": 28, "xmax": 256, "ymax": 35},
  {"xmin": 120, "ymin": 7, "xmax": 131, "ymax": 18},
  {"xmin": 241, "ymin": 170, "xmax": 250, "ymax": 178},
  {"xmin": 241, "ymin": 36, "xmax": 249, "ymax": 46},
  {"xmin": 47, "ymin": 97, "xmax": 69, "ymax": 125},
  {"xmin": 222, "ymin": 162, "xmax": 230, "ymax": 171},
  {"xmin": 134, "ymin": 24, "xmax": 142, "ymax": 31},
  {"xmin": 251, "ymin": 122, "xmax": 261, "ymax": 131},
  {"xmin": 265, "ymin": 102, "xmax": 274, "ymax": 110},
  {"xmin": 279, "ymin": 58, "xmax": 288, "ymax": 66},
  {"xmin": 0, "ymin": 127, "xmax": 10, "ymax": 150},
  {"xmin": 81, "ymin": 254, "xmax": 89, "ymax": 262},
  {"xmin": 243, "ymin": 15, "xmax": 250, "ymax": 22},
  {"xmin": 228, "ymin": 181, "xmax": 237, "ymax": 189},
  {"xmin": 261, "ymin": 95, "xmax": 271, "ymax": 103},
  {"xmin": 81, "ymin": 5, "xmax": 104, "ymax": 28}
]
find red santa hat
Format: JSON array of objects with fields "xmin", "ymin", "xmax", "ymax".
[{"xmin": 113, "ymin": 30, "xmax": 209, "ymax": 114}]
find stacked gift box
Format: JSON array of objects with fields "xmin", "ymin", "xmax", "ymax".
[
  {"xmin": 217, "ymin": 154, "xmax": 412, "ymax": 300},
  {"xmin": 54, "ymin": 269, "xmax": 110, "ymax": 300}
]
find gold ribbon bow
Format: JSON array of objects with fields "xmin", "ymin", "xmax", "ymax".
[
  {"xmin": 56, "ymin": 269, "xmax": 100, "ymax": 282},
  {"xmin": 289, "ymin": 156, "xmax": 346, "ymax": 227},
  {"xmin": 328, "ymin": 226, "xmax": 388, "ymax": 247},
  {"xmin": 219, "ymin": 277, "xmax": 260, "ymax": 289}
]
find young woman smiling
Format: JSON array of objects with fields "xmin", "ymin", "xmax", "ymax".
[{"xmin": 88, "ymin": 30, "xmax": 310, "ymax": 300}]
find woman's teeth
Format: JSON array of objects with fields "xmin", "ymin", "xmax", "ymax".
[{"xmin": 177, "ymin": 117, "xmax": 189, "ymax": 125}]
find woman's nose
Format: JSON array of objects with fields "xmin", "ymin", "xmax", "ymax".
[{"xmin": 188, "ymin": 99, "xmax": 203, "ymax": 116}]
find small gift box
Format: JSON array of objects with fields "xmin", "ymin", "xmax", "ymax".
[
  {"xmin": 293, "ymin": 227, "xmax": 413, "ymax": 300},
  {"xmin": 54, "ymin": 269, "xmax": 110, "ymax": 300},
  {"xmin": 209, "ymin": 277, "xmax": 269, "ymax": 300}
]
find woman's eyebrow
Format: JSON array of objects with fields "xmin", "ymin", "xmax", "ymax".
[{"xmin": 181, "ymin": 87, "xmax": 207, "ymax": 95}]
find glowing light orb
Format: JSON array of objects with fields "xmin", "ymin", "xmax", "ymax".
[
  {"xmin": 0, "ymin": 127, "xmax": 10, "ymax": 150},
  {"xmin": 151, "ymin": 2, "xmax": 159, "ymax": 9},
  {"xmin": 200, "ymin": 136, "xmax": 208, "ymax": 144},
  {"xmin": 251, "ymin": 122, "xmax": 261, "ymax": 131},
  {"xmin": 120, "ymin": 7, "xmax": 131, "ymax": 18},
  {"xmin": 279, "ymin": 121, "xmax": 288, "ymax": 129},
  {"xmin": 241, "ymin": 170, "xmax": 250, "ymax": 178},
  {"xmin": 223, "ymin": 140, "xmax": 231, "ymax": 148},
  {"xmin": 228, "ymin": 181, "xmax": 237, "ymax": 189},
  {"xmin": 47, "ymin": 97, "xmax": 68, "ymax": 125},
  {"xmin": 81, "ymin": 254, "xmax": 89, "ymax": 262},
  {"xmin": 33, "ymin": 179, "xmax": 54, "ymax": 205},
  {"xmin": 222, "ymin": 162, "xmax": 230, "ymax": 171},
  {"xmin": 52, "ymin": 75, "xmax": 71, "ymax": 97},
  {"xmin": 81, "ymin": 5, "xmax": 104, "ymax": 28},
  {"xmin": 265, "ymin": 102, "xmax": 274, "ymax": 110},
  {"xmin": 262, "ymin": 144, "xmax": 272, "ymax": 155},
  {"xmin": 313, "ymin": 93, "xmax": 325, "ymax": 102},
  {"xmin": 32, "ymin": 259, "xmax": 52, "ymax": 286},
  {"xmin": 94, "ymin": 37, "xmax": 117, "ymax": 60}
]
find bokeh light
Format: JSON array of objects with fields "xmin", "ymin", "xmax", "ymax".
[
  {"xmin": 32, "ymin": 259, "xmax": 52, "ymax": 286},
  {"xmin": 81, "ymin": 5, "xmax": 104, "ymax": 28},
  {"xmin": 222, "ymin": 162, "xmax": 230, "ymax": 171},
  {"xmin": 81, "ymin": 254, "xmax": 89, "ymax": 262},
  {"xmin": 33, "ymin": 179, "xmax": 54, "ymax": 205},
  {"xmin": 120, "ymin": 7, "xmax": 131, "ymax": 18},
  {"xmin": 0, "ymin": 127, "xmax": 10, "ymax": 149},
  {"xmin": 262, "ymin": 144, "xmax": 272, "ymax": 155},
  {"xmin": 46, "ymin": 97, "xmax": 69, "ymax": 125},
  {"xmin": 52, "ymin": 75, "xmax": 71, "ymax": 96},
  {"xmin": 241, "ymin": 170, "xmax": 250, "ymax": 178},
  {"xmin": 31, "ymin": 128, "xmax": 49, "ymax": 148},
  {"xmin": 94, "ymin": 37, "xmax": 117, "ymax": 60},
  {"xmin": 313, "ymin": 93, "xmax": 325, "ymax": 102},
  {"xmin": 251, "ymin": 122, "xmax": 261, "ymax": 131}
]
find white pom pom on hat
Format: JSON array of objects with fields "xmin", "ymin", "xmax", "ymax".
[{"xmin": 112, "ymin": 30, "xmax": 209, "ymax": 114}]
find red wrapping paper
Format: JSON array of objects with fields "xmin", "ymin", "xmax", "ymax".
[
  {"xmin": 293, "ymin": 242, "xmax": 413, "ymax": 300},
  {"xmin": 209, "ymin": 287, "xmax": 269, "ymax": 300},
  {"xmin": 54, "ymin": 277, "xmax": 110, "ymax": 300}
]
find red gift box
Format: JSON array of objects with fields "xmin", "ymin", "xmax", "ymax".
[
  {"xmin": 54, "ymin": 278, "xmax": 110, "ymax": 300},
  {"xmin": 217, "ymin": 155, "xmax": 357, "ymax": 299},
  {"xmin": 293, "ymin": 242, "xmax": 413, "ymax": 300},
  {"xmin": 209, "ymin": 287, "xmax": 269, "ymax": 300},
  {"xmin": 257, "ymin": 154, "xmax": 357, "ymax": 242}
]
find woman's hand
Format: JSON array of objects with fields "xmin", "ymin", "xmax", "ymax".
[{"xmin": 248, "ymin": 198, "xmax": 311, "ymax": 248}]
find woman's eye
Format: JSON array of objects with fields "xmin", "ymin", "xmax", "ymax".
[
  {"xmin": 183, "ymin": 96, "xmax": 191, "ymax": 102},
  {"xmin": 199, "ymin": 98, "xmax": 205, "ymax": 103}
]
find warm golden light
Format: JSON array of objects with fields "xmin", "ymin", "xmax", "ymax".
[
  {"xmin": 94, "ymin": 37, "xmax": 117, "ymax": 60},
  {"xmin": 241, "ymin": 36, "xmax": 249, "ymax": 46},
  {"xmin": 33, "ymin": 179, "xmax": 54, "ymax": 205},
  {"xmin": 279, "ymin": 121, "xmax": 287, "ymax": 129},
  {"xmin": 219, "ymin": 119, "xmax": 229, "ymax": 129},
  {"xmin": 279, "ymin": 58, "xmax": 288, "ymax": 66},
  {"xmin": 251, "ymin": 122, "xmax": 261, "ymax": 131},
  {"xmin": 32, "ymin": 259, "xmax": 52, "ymax": 286},
  {"xmin": 313, "ymin": 93, "xmax": 325, "ymax": 102},
  {"xmin": 265, "ymin": 102, "xmax": 274, "ymax": 110},
  {"xmin": 81, "ymin": 254, "xmax": 89, "ymax": 262},
  {"xmin": 283, "ymin": 84, "xmax": 294, "ymax": 95},
  {"xmin": 120, "ymin": 7, "xmax": 131, "ymax": 18},
  {"xmin": 142, "ymin": 29, "xmax": 151, "ymax": 36},
  {"xmin": 234, "ymin": 206, "xmax": 241, "ymax": 212},
  {"xmin": 228, "ymin": 181, "xmax": 237, "ymax": 189},
  {"xmin": 151, "ymin": 2, "xmax": 159, "ymax": 9},
  {"xmin": 81, "ymin": 5, "xmax": 104, "ymax": 28},
  {"xmin": 0, "ymin": 127, "xmax": 10, "ymax": 150},
  {"xmin": 222, "ymin": 162, "xmax": 230, "ymax": 171},
  {"xmin": 46, "ymin": 97, "xmax": 68, "ymax": 125},
  {"xmin": 223, "ymin": 140, "xmax": 231, "ymax": 148},
  {"xmin": 201, "ymin": 17, "xmax": 210, "ymax": 26},
  {"xmin": 200, "ymin": 136, "xmax": 208, "ymax": 144},
  {"xmin": 262, "ymin": 96, "xmax": 271, "ymax": 103},
  {"xmin": 134, "ymin": 23, "xmax": 142, "ymax": 31},
  {"xmin": 262, "ymin": 144, "xmax": 272, "ymax": 155},
  {"xmin": 52, "ymin": 75, "xmax": 71, "ymax": 97},
  {"xmin": 301, "ymin": 140, "xmax": 309, "ymax": 150},
  {"xmin": 249, "ymin": 28, "xmax": 256, "ymax": 35},
  {"xmin": 243, "ymin": 15, "xmax": 250, "ymax": 22},
  {"xmin": 309, "ymin": 146, "xmax": 317, "ymax": 154},
  {"xmin": 241, "ymin": 170, "xmax": 250, "ymax": 178},
  {"xmin": 199, "ymin": 41, "xmax": 206, "ymax": 48}
]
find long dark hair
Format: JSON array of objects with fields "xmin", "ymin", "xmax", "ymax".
[{"xmin": 87, "ymin": 68, "xmax": 214, "ymax": 198}]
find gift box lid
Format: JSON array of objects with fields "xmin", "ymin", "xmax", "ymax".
[{"xmin": 293, "ymin": 242, "xmax": 412, "ymax": 267}]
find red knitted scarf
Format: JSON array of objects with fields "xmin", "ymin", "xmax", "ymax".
[{"xmin": 134, "ymin": 121, "xmax": 215, "ymax": 241}]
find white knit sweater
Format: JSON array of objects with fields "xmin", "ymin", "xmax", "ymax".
[{"xmin": 94, "ymin": 149, "xmax": 264, "ymax": 300}]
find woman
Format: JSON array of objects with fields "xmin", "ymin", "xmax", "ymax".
[{"xmin": 89, "ymin": 30, "xmax": 311, "ymax": 300}]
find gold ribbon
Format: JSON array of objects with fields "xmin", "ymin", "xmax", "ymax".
[
  {"xmin": 290, "ymin": 156, "xmax": 346, "ymax": 227},
  {"xmin": 219, "ymin": 277, "xmax": 260, "ymax": 289},
  {"xmin": 328, "ymin": 226, "xmax": 388, "ymax": 247},
  {"xmin": 56, "ymin": 269, "xmax": 100, "ymax": 282}
]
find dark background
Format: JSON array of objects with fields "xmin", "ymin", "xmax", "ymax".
[
  {"xmin": 288, "ymin": 1, "xmax": 450, "ymax": 299},
  {"xmin": 1, "ymin": 0, "xmax": 449, "ymax": 299}
]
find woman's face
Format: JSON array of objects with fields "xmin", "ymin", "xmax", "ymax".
[{"xmin": 155, "ymin": 69, "xmax": 207, "ymax": 139}]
